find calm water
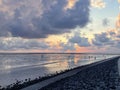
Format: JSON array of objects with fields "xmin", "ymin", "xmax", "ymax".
[{"xmin": 0, "ymin": 53, "xmax": 117, "ymax": 87}]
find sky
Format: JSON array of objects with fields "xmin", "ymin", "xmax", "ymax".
[{"xmin": 0, "ymin": 0, "xmax": 120, "ymax": 53}]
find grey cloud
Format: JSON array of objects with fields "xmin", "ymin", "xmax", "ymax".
[
  {"xmin": 60, "ymin": 42, "xmax": 75, "ymax": 51},
  {"xmin": 0, "ymin": 37, "xmax": 49, "ymax": 50},
  {"xmin": 109, "ymin": 31, "xmax": 116, "ymax": 36},
  {"xmin": 116, "ymin": 35, "xmax": 120, "ymax": 38},
  {"xmin": 92, "ymin": 32, "xmax": 114, "ymax": 47},
  {"xmin": 94, "ymin": 33, "xmax": 110, "ymax": 43},
  {"xmin": 92, "ymin": 33, "xmax": 106, "ymax": 46},
  {"xmin": 60, "ymin": 32, "xmax": 91, "ymax": 51},
  {"xmin": 92, "ymin": 30, "xmax": 120, "ymax": 50},
  {"xmin": 92, "ymin": 40, "xmax": 103, "ymax": 46},
  {"xmin": 115, "ymin": 41, "xmax": 120, "ymax": 48},
  {"xmin": 69, "ymin": 33, "xmax": 90, "ymax": 47},
  {"xmin": 108, "ymin": 30, "xmax": 120, "ymax": 39},
  {"xmin": 0, "ymin": 0, "xmax": 90, "ymax": 38},
  {"xmin": 102, "ymin": 18, "xmax": 109, "ymax": 26}
]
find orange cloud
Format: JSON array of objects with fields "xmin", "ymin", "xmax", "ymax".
[
  {"xmin": 91, "ymin": 0, "xmax": 106, "ymax": 9},
  {"xmin": 75, "ymin": 45, "xmax": 92, "ymax": 53},
  {"xmin": 116, "ymin": 13, "xmax": 120, "ymax": 28},
  {"xmin": 0, "ymin": 0, "xmax": 2, "ymax": 5},
  {"xmin": 0, "ymin": 1, "xmax": 9, "ymax": 12},
  {"xmin": 64, "ymin": 0, "xmax": 78, "ymax": 10},
  {"xmin": 118, "ymin": 0, "xmax": 120, "ymax": 3},
  {"xmin": 45, "ymin": 35, "xmax": 67, "ymax": 45}
]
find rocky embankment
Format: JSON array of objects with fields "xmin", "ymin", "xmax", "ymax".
[{"xmin": 41, "ymin": 57, "xmax": 120, "ymax": 90}]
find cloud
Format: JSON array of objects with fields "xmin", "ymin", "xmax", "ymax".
[
  {"xmin": 91, "ymin": 30, "xmax": 120, "ymax": 48},
  {"xmin": 114, "ymin": 40, "xmax": 120, "ymax": 48},
  {"xmin": 0, "ymin": 37, "xmax": 49, "ymax": 50},
  {"xmin": 59, "ymin": 32, "xmax": 91, "ymax": 51},
  {"xmin": 92, "ymin": 32, "xmax": 111, "ymax": 46},
  {"xmin": 69, "ymin": 33, "xmax": 90, "ymax": 47},
  {"xmin": 102, "ymin": 18, "xmax": 110, "ymax": 26},
  {"xmin": 107, "ymin": 30, "xmax": 116, "ymax": 36},
  {"xmin": 108, "ymin": 29, "xmax": 120, "ymax": 40},
  {"xmin": 118, "ymin": 0, "xmax": 120, "ymax": 3},
  {"xmin": 60, "ymin": 42, "xmax": 75, "ymax": 51},
  {"xmin": 0, "ymin": 0, "xmax": 90, "ymax": 38},
  {"xmin": 91, "ymin": 0, "xmax": 106, "ymax": 9},
  {"xmin": 116, "ymin": 13, "xmax": 120, "ymax": 28},
  {"xmin": 64, "ymin": 0, "xmax": 78, "ymax": 10}
]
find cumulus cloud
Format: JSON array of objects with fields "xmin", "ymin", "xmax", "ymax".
[
  {"xmin": 116, "ymin": 13, "xmax": 120, "ymax": 28},
  {"xmin": 91, "ymin": 0, "xmax": 106, "ymax": 9},
  {"xmin": 92, "ymin": 32, "xmax": 112, "ymax": 46},
  {"xmin": 95, "ymin": 33, "xmax": 110, "ymax": 42},
  {"xmin": 0, "ymin": 37, "xmax": 49, "ymax": 50},
  {"xmin": 60, "ymin": 32, "xmax": 91, "ymax": 51},
  {"xmin": 0, "ymin": 0, "xmax": 90, "ymax": 38},
  {"xmin": 91, "ymin": 29, "xmax": 120, "ymax": 48},
  {"xmin": 69, "ymin": 33, "xmax": 90, "ymax": 47}
]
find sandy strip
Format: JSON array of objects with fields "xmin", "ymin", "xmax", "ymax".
[{"xmin": 21, "ymin": 56, "xmax": 119, "ymax": 90}]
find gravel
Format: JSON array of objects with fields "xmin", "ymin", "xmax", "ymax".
[{"xmin": 40, "ymin": 57, "xmax": 120, "ymax": 90}]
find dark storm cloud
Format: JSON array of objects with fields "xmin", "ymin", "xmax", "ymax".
[{"xmin": 0, "ymin": 0, "xmax": 90, "ymax": 38}]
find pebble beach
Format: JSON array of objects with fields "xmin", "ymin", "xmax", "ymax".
[{"xmin": 40, "ymin": 57, "xmax": 120, "ymax": 90}]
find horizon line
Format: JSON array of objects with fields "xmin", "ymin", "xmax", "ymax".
[{"xmin": 0, "ymin": 52, "xmax": 119, "ymax": 55}]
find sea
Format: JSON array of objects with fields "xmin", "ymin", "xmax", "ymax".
[{"xmin": 0, "ymin": 53, "xmax": 118, "ymax": 87}]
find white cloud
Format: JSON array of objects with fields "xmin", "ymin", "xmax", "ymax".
[{"xmin": 91, "ymin": 0, "xmax": 106, "ymax": 9}]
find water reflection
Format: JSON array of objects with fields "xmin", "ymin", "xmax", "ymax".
[{"xmin": 0, "ymin": 54, "xmax": 117, "ymax": 87}]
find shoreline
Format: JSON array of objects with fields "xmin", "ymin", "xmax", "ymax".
[
  {"xmin": 21, "ymin": 56, "xmax": 120, "ymax": 90},
  {"xmin": 0, "ymin": 56, "xmax": 119, "ymax": 90},
  {"xmin": 0, "ymin": 53, "xmax": 118, "ymax": 55},
  {"xmin": 41, "ymin": 56, "xmax": 120, "ymax": 90}
]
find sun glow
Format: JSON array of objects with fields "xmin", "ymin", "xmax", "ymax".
[{"xmin": 64, "ymin": 0, "xmax": 78, "ymax": 10}]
